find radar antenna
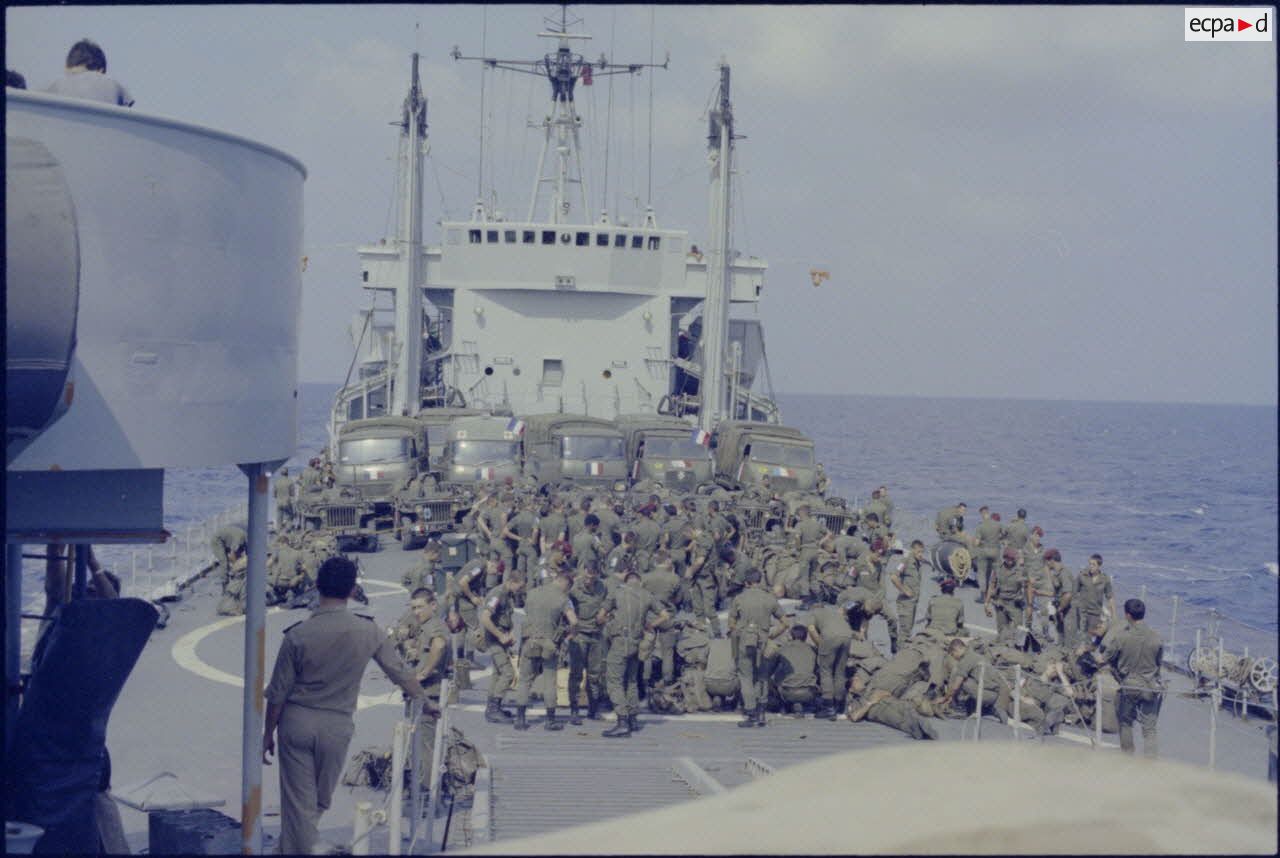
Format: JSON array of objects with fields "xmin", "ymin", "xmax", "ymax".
[{"xmin": 452, "ymin": 3, "xmax": 668, "ymax": 224}]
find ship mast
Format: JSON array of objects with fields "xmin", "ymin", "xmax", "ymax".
[
  {"xmin": 392, "ymin": 53, "xmax": 428, "ymax": 417},
  {"xmin": 699, "ymin": 61, "xmax": 735, "ymax": 432},
  {"xmin": 452, "ymin": 4, "xmax": 666, "ymax": 225}
]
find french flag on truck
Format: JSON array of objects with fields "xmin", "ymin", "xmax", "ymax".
[
  {"xmin": 585, "ymin": 461, "xmax": 604, "ymax": 476},
  {"xmin": 691, "ymin": 429, "xmax": 711, "ymax": 447},
  {"xmin": 506, "ymin": 418, "xmax": 526, "ymax": 436},
  {"xmin": 476, "ymin": 467, "xmax": 496, "ymax": 481}
]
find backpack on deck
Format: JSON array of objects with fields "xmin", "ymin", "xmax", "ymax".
[
  {"xmin": 342, "ymin": 746, "xmax": 393, "ymax": 790},
  {"xmin": 442, "ymin": 727, "xmax": 483, "ymax": 798}
]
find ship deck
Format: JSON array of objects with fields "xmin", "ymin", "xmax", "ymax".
[{"xmin": 98, "ymin": 517, "xmax": 1276, "ymax": 854}]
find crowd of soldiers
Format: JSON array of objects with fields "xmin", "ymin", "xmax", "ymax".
[{"xmin": 377, "ymin": 476, "xmax": 1165, "ymax": 754}]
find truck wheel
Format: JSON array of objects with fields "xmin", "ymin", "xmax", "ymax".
[{"xmin": 366, "ymin": 535, "xmax": 380, "ymax": 553}]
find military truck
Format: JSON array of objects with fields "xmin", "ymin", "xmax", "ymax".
[
  {"xmin": 713, "ymin": 421, "xmax": 818, "ymax": 494},
  {"xmin": 301, "ymin": 417, "xmax": 430, "ymax": 550},
  {"xmin": 521, "ymin": 414, "xmax": 628, "ymax": 489},
  {"xmin": 616, "ymin": 414, "xmax": 714, "ymax": 491},
  {"xmin": 413, "ymin": 406, "xmax": 512, "ymax": 468},
  {"xmin": 438, "ymin": 415, "xmax": 524, "ymax": 486}
]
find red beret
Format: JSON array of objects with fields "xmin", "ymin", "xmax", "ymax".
[
  {"xmin": 1002, "ymin": 547, "xmax": 1019, "ymax": 561},
  {"xmin": 1043, "ymin": 548, "xmax": 1061, "ymax": 562},
  {"xmin": 1031, "ymin": 525, "xmax": 1044, "ymax": 537},
  {"xmin": 992, "ymin": 513, "xmax": 1002, "ymax": 522},
  {"xmin": 870, "ymin": 537, "xmax": 886, "ymax": 553}
]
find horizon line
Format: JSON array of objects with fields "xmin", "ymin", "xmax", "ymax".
[{"xmin": 295, "ymin": 380, "xmax": 1276, "ymax": 410}]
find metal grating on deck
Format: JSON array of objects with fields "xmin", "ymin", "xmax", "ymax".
[
  {"xmin": 480, "ymin": 715, "xmax": 914, "ymax": 842},
  {"xmin": 487, "ymin": 755, "xmax": 696, "ymax": 840}
]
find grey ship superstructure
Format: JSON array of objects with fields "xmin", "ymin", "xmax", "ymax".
[{"xmin": 332, "ymin": 10, "xmax": 778, "ymax": 445}]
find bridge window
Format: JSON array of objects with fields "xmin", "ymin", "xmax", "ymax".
[
  {"xmin": 504, "ymin": 230, "xmax": 517, "ymax": 243},
  {"xmin": 614, "ymin": 234, "xmax": 627, "ymax": 248},
  {"xmin": 487, "ymin": 230, "xmax": 499, "ymax": 243},
  {"xmin": 648, "ymin": 236, "xmax": 661, "ymax": 250},
  {"xmin": 469, "ymin": 229, "xmax": 482, "ymax": 244},
  {"xmin": 523, "ymin": 230, "xmax": 536, "ymax": 244},
  {"xmin": 596, "ymin": 233, "xmax": 610, "ymax": 247},
  {"xmin": 576, "ymin": 232, "xmax": 590, "ymax": 247},
  {"xmin": 542, "ymin": 230, "xmax": 556, "ymax": 245},
  {"xmin": 631, "ymin": 235, "xmax": 643, "ymax": 249}
]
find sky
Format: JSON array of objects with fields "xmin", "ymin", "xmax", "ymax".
[{"xmin": 6, "ymin": 4, "xmax": 1277, "ymax": 405}]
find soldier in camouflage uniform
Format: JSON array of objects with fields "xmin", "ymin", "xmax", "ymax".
[
  {"xmin": 771, "ymin": 625, "xmax": 820, "ymax": 714},
  {"xmin": 512, "ymin": 572, "xmax": 578, "ymax": 731},
  {"xmin": 1072, "ymin": 554, "xmax": 1116, "ymax": 645},
  {"xmin": 889, "ymin": 540, "xmax": 928, "ymax": 648},
  {"xmin": 639, "ymin": 553, "xmax": 684, "ymax": 688},
  {"xmin": 597, "ymin": 570, "xmax": 669, "ymax": 737},
  {"xmin": 567, "ymin": 560, "xmax": 609, "ymax": 723},
  {"xmin": 924, "ymin": 577, "xmax": 966, "ymax": 638},
  {"xmin": 407, "ymin": 588, "xmax": 451, "ymax": 785},
  {"xmin": 502, "ymin": 498, "xmax": 541, "ymax": 575},
  {"xmin": 789, "ymin": 505, "xmax": 829, "ymax": 601},
  {"xmin": 985, "ymin": 548, "xmax": 1029, "ymax": 643},
  {"xmin": 972, "ymin": 506, "xmax": 1003, "ymax": 594},
  {"xmin": 479, "ymin": 573, "xmax": 525, "ymax": 723},
  {"xmin": 401, "ymin": 540, "xmax": 443, "ymax": 593},
  {"xmin": 730, "ymin": 570, "xmax": 787, "ymax": 728}
]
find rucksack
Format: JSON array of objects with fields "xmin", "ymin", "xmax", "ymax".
[
  {"xmin": 342, "ymin": 746, "xmax": 393, "ymax": 790},
  {"xmin": 442, "ymin": 727, "xmax": 483, "ymax": 797}
]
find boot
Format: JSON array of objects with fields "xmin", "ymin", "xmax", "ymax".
[
  {"xmin": 824, "ymin": 698, "xmax": 840, "ymax": 721},
  {"xmin": 485, "ymin": 697, "xmax": 514, "ymax": 724},
  {"xmin": 569, "ymin": 705, "xmax": 583, "ymax": 726},
  {"xmin": 544, "ymin": 708, "xmax": 564, "ymax": 731},
  {"xmin": 454, "ymin": 659, "xmax": 473, "ymax": 692},
  {"xmin": 754, "ymin": 706, "xmax": 768, "ymax": 727},
  {"xmin": 628, "ymin": 713, "xmax": 641, "ymax": 733},
  {"xmin": 738, "ymin": 705, "xmax": 757, "ymax": 728},
  {"xmin": 586, "ymin": 692, "xmax": 602, "ymax": 721},
  {"xmin": 513, "ymin": 705, "xmax": 529, "ymax": 731},
  {"xmin": 602, "ymin": 714, "xmax": 632, "ymax": 738}
]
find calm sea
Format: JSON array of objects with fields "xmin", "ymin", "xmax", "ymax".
[{"xmin": 62, "ymin": 385, "xmax": 1279, "ymax": 640}]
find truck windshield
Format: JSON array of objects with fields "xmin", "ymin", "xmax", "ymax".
[
  {"xmin": 642, "ymin": 435, "xmax": 709, "ymax": 459},
  {"xmin": 561, "ymin": 436, "xmax": 624, "ymax": 460},
  {"xmin": 339, "ymin": 437, "xmax": 410, "ymax": 465},
  {"xmin": 452, "ymin": 440, "xmax": 520, "ymax": 465},
  {"xmin": 749, "ymin": 441, "xmax": 814, "ymax": 468}
]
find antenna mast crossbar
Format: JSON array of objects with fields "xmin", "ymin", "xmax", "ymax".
[{"xmin": 451, "ymin": 5, "xmax": 666, "ymax": 224}]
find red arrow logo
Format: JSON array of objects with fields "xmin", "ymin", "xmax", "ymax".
[{"xmin": 1239, "ymin": 18, "xmax": 1252, "ymax": 30}]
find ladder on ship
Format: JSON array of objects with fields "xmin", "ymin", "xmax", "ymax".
[{"xmin": 667, "ymin": 358, "xmax": 780, "ymax": 424}]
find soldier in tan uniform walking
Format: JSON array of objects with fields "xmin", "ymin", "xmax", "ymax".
[
  {"xmin": 263, "ymin": 557, "xmax": 429, "ymax": 856},
  {"xmin": 1100, "ymin": 598, "xmax": 1164, "ymax": 757}
]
